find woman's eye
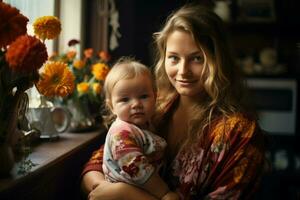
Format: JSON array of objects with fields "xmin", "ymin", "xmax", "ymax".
[
  {"xmin": 167, "ymin": 55, "xmax": 179, "ymax": 63},
  {"xmin": 192, "ymin": 56, "xmax": 203, "ymax": 63},
  {"xmin": 140, "ymin": 94, "xmax": 148, "ymax": 99}
]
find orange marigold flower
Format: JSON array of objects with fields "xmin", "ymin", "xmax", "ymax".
[
  {"xmin": 92, "ymin": 83, "xmax": 102, "ymax": 94},
  {"xmin": 33, "ymin": 16, "xmax": 61, "ymax": 41},
  {"xmin": 73, "ymin": 59, "xmax": 85, "ymax": 70},
  {"xmin": 0, "ymin": 2, "xmax": 29, "ymax": 49},
  {"xmin": 66, "ymin": 50, "xmax": 76, "ymax": 60},
  {"xmin": 84, "ymin": 48, "xmax": 93, "ymax": 59},
  {"xmin": 92, "ymin": 63, "xmax": 109, "ymax": 81},
  {"xmin": 98, "ymin": 51, "xmax": 111, "ymax": 62},
  {"xmin": 77, "ymin": 82, "xmax": 90, "ymax": 94},
  {"xmin": 5, "ymin": 35, "xmax": 48, "ymax": 73},
  {"xmin": 36, "ymin": 61, "xmax": 75, "ymax": 97}
]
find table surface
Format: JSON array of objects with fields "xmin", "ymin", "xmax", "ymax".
[{"xmin": 0, "ymin": 128, "xmax": 106, "ymax": 193}]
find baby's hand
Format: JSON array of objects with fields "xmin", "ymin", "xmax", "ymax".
[{"xmin": 161, "ymin": 191, "xmax": 180, "ymax": 200}]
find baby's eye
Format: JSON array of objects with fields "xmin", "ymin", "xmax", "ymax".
[{"xmin": 119, "ymin": 97, "xmax": 129, "ymax": 102}]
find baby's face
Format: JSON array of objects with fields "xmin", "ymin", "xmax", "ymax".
[{"xmin": 110, "ymin": 74, "xmax": 156, "ymax": 128}]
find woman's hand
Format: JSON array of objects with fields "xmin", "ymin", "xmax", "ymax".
[
  {"xmin": 88, "ymin": 181, "xmax": 158, "ymax": 200},
  {"xmin": 88, "ymin": 181, "xmax": 124, "ymax": 200},
  {"xmin": 161, "ymin": 191, "xmax": 180, "ymax": 200},
  {"xmin": 81, "ymin": 171, "xmax": 105, "ymax": 194}
]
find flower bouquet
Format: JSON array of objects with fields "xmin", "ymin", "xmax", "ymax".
[
  {"xmin": 0, "ymin": 2, "xmax": 73, "ymax": 175},
  {"xmin": 41, "ymin": 41, "xmax": 111, "ymax": 132}
]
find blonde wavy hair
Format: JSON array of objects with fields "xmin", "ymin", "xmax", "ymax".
[
  {"xmin": 102, "ymin": 57, "xmax": 156, "ymax": 127},
  {"xmin": 153, "ymin": 5, "xmax": 253, "ymax": 143}
]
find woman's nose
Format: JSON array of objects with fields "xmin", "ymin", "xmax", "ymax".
[{"xmin": 178, "ymin": 60, "xmax": 189, "ymax": 75}]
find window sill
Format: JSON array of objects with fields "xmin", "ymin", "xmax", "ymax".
[{"xmin": 0, "ymin": 127, "xmax": 106, "ymax": 200}]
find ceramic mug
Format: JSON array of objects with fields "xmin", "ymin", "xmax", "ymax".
[{"xmin": 26, "ymin": 107, "xmax": 70, "ymax": 139}]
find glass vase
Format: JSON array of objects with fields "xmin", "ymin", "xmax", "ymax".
[
  {"xmin": 0, "ymin": 92, "xmax": 22, "ymax": 176},
  {"xmin": 66, "ymin": 98, "xmax": 97, "ymax": 132}
]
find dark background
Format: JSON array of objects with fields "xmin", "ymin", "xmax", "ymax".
[{"xmin": 85, "ymin": 1, "xmax": 300, "ymax": 199}]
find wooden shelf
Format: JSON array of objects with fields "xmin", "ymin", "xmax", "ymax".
[{"xmin": 0, "ymin": 128, "xmax": 107, "ymax": 200}]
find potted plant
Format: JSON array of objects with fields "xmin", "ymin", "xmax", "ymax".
[
  {"xmin": 41, "ymin": 42, "xmax": 111, "ymax": 132},
  {"xmin": 0, "ymin": 2, "xmax": 73, "ymax": 176}
]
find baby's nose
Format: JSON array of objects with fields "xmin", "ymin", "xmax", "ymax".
[{"xmin": 132, "ymin": 98, "xmax": 142, "ymax": 108}]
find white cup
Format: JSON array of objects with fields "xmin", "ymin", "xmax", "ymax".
[{"xmin": 26, "ymin": 107, "xmax": 70, "ymax": 139}]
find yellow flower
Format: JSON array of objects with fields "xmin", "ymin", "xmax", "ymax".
[
  {"xmin": 92, "ymin": 63, "xmax": 109, "ymax": 81},
  {"xmin": 73, "ymin": 59, "xmax": 85, "ymax": 70},
  {"xmin": 33, "ymin": 16, "xmax": 61, "ymax": 41},
  {"xmin": 36, "ymin": 61, "xmax": 75, "ymax": 97},
  {"xmin": 92, "ymin": 83, "xmax": 102, "ymax": 94},
  {"xmin": 77, "ymin": 82, "xmax": 90, "ymax": 94}
]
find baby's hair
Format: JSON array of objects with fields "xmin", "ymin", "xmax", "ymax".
[
  {"xmin": 104, "ymin": 56, "xmax": 155, "ymax": 101},
  {"xmin": 102, "ymin": 57, "xmax": 155, "ymax": 127}
]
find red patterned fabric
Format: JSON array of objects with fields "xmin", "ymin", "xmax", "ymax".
[
  {"xmin": 165, "ymin": 113, "xmax": 265, "ymax": 200},
  {"xmin": 81, "ymin": 145, "xmax": 104, "ymax": 176}
]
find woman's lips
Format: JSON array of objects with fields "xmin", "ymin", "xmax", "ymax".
[{"xmin": 176, "ymin": 79, "xmax": 197, "ymax": 86}]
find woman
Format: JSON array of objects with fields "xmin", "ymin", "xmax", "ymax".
[{"xmin": 82, "ymin": 4, "xmax": 266, "ymax": 200}]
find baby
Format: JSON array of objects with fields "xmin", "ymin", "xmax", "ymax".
[{"xmin": 102, "ymin": 57, "xmax": 178, "ymax": 200}]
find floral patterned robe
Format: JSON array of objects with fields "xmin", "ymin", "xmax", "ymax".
[
  {"xmin": 103, "ymin": 118, "xmax": 167, "ymax": 185},
  {"xmin": 82, "ymin": 98, "xmax": 266, "ymax": 200}
]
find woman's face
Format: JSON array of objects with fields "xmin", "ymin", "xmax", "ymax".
[{"xmin": 164, "ymin": 30, "xmax": 206, "ymax": 97}]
